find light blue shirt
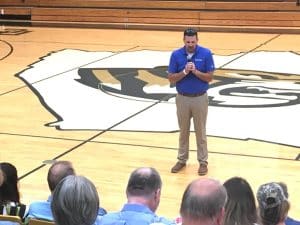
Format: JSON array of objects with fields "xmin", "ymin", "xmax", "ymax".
[
  {"xmin": 26, "ymin": 196, "xmax": 107, "ymax": 222},
  {"xmin": 26, "ymin": 198, "xmax": 53, "ymax": 221},
  {"xmin": 0, "ymin": 222, "xmax": 20, "ymax": 225},
  {"xmin": 99, "ymin": 203, "xmax": 175, "ymax": 225}
]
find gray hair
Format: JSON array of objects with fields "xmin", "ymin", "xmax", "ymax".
[
  {"xmin": 51, "ymin": 175, "xmax": 99, "ymax": 225},
  {"xmin": 180, "ymin": 178, "xmax": 227, "ymax": 221}
]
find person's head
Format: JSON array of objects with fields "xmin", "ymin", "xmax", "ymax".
[
  {"xmin": 126, "ymin": 167, "xmax": 162, "ymax": 212},
  {"xmin": 0, "ymin": 162, "xmax": 20, "ymax": 204},
  {"xmin": 183, "ymin": 28, "xmax": 198, "ymax": 54},
  {"xmin": 180, "ymin": 178, "xmax": 227, "ymax": 225},
  {"xmin": 51, "ymin": 175, "xmax": 99, "ymax": 225},
  {"xmin": 257, "ymin": 182, "xmax": 290, "ymax": 225},
  {"xmin": 223, "ymin": 177, "xmax": 257, "ymax": 225},
  {"xmin": 47, "ymin": 160, "xmax": 75, "ymax": 192}
]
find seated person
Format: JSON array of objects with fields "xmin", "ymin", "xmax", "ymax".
[
  {"xmin": 26, "ymin": 160, "xmax": 106, "ymax": 222},
  {"xmin": 51, "ymin": 175, "xmax": 101, "ymax": 225},
  {"xmin": 278, "ymin": 182, "xmax": 300, "ymax": 225},
  {"xmin": 99, "ymin": 167, "xmax": 174, "ymax": 225},
  {"xmin": 0, "ymin": 162, "xmax": 27, "ymax": 219},
  {"xmin": 257, "ymin": 182, "xmax": 290, "ymax": 225},
  {"xmin": 223, "ymin": 177, "xmax": 258, "ymax": 225},
  {"xmin": 178, "ymin": 177, "xmax": 227, "ymax": 225}
]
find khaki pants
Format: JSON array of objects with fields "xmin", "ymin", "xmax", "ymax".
[{"xmin": 176, "ymin": 93, "xmax": 208, "ymax": 164}]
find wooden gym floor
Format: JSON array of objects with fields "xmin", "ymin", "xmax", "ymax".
[{"xmin": 0, "ymin": 25, "xmax": 300, "ymax": 219}]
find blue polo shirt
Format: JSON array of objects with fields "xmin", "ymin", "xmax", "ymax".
[
  {"xmin": 99, "ymin": 203, "xmax": 175, "ymax": 225},
  {"xmin": 168, "ymin": 45, "xmax": 215, "ymax": 94},
  {"xmin": 26, "ymin": 195, "xmax": 107, "ymax": 222}
]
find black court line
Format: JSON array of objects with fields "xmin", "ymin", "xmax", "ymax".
[
  {"xmin": 0, "ymin": 46, "xmax": 140, "ymax": 97},
  {"xmin": 2, "ymin": 131, "xmax": 299, "ymax": 157},
  {"xmin": 0, "ymin": 39, "xmax": 13, "ymax": 60},
  {"xmin": 219, "ymin": 34, "xmax": 281, "ymax": 69},
  {"xmin": 12, "ymin": 33, "xmax": 288, "ymax": 181},
  {"xmin": 17, "ymin": 137, "xmax": 300, "ymax": 180},
  {"xmin": 18, "ymin": 93, "xmax": 171, "ymax": 180},
  {"xmin": 2, "ymin": 131, "xmax": 300, "ymax": 150}
]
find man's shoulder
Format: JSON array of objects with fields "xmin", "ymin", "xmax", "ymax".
[
  {"xmin": 99, "ymin": 212, "xmax": 121, "ymax": 221},
  {"xmin": 196, "ymin": 45, "xmax": 212, "ymax": 55},
  {"xmin": 172, "ymin": 47, "xmax": 185, "ymax": 55},
  {"xmin": 27, "ymin": 201, "xmax": 52, "ymax": 220},
  {"xmin": 29, "ymin": 201, "xmax": 50, "ymax": 210},
  {"xmin": 99, "ymin": 212, "xmax": 175, "ymax": 225}
]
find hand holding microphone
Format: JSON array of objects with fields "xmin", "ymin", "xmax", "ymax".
[
  {"xmin": 184, "ymin": 61, "xmax": 195, "ymax": 75},
  {"xmin": 183, "ymin": 55, "xmax": 195, "ymax": 76}
]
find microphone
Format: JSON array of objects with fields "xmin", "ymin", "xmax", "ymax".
[{"xmin": 187, "ymin": 54, "xmax": 192, "ymax": 62}]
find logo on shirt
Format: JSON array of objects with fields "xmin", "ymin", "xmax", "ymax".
[{"xmin": 195, "ymin": 58, "xmax": 203, "ymax": 62}]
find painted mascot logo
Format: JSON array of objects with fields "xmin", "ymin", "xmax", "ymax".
[{"xmin": 16, "ymin": 50, "xmax": 300, "ymax": 147}]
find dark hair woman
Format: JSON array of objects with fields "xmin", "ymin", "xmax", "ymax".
[{"xmin": 0, "ymin": 162, "xmax": 26, "ymax": 218}]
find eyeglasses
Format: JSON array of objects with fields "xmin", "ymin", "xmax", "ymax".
[{"xmin": 184, "ymin": 28, "xmax": 197, "ymax": 36}]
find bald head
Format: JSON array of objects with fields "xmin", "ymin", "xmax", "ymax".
[
  {"xmin": 180, "ymin": 178, "xmax": 227, "ymax": 224},
  {"xmin": 190, "ymin": 178, "xmax": 222, "ymax": 196},
  {"xmin": 126, "ymin": 167, "xmax": 162, "ymax": 198},
  {"xmin": 125, "ymin": 167, "xmax": 162, "ymax": 212},
  {"xmin": 47, "ymin": 161, "xmax": 75, "ymax": 192}
]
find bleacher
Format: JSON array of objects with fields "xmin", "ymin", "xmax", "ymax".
[{"xmin": 0, "ymin": 0, "xmax": 300, "ymax": 33}]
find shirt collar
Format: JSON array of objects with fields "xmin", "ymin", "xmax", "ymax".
[
  {"xmin": 47, "ymin": 195, "xmax": 52, "ymax": 202},
  {"xmin": 121, "ymin": 203, "xmax": 154, "ymax": 214},
  {"xmin": 182, "ymin": 45, "xmax": 199, "ymax": 56}
]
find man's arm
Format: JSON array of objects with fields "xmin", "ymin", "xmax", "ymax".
[
  {"xmin": 192, "ymin": 69, "xmax": 213, "ymax": 83},
  {"xmin": 167, "ymin": 70, "xmax": 187, "ymax": 84}
]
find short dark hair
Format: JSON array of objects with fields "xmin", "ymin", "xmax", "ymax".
[
  {"xmin": 47, "ymin": 161, "xmax": 75, "ymax": 192},
  {"xmin": 126, "ymin": 167, "xmax": 162, "ymax": 197},
  {"xmin": 184, "ymin": 28, "xmax": 198, "ymax": 38}
]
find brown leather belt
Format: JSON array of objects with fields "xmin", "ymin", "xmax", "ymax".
[{"xmin": 178, "ymin": 92, "xmax": 206, "ymax": 97}]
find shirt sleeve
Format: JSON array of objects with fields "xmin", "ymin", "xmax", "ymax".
[
  {"xmin": 205, "ymin": 50, "xmax": 215, "ymax": 72},
  {"xmin": 168, "ymin": 52, "xmax": 177, "ymax": 74}
]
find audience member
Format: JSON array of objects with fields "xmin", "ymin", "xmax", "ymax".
[
  {"xmin": 180, "ymin": 178, "xmax": 227, "ymax": 225},
  {"xmin": 99, "ymin": 167, "xmax": 174, "ymax": 225},
  {"xmin": 257, "ymin": 182, "xmax": 290, "ymax": 225},
  {"xmin": 26, "ymin": 160, "xmax": 76, "ymax": 221},
  {"xmin": 0, "ymin": 162, "xmax": 26, "ymax": 218},
  {"xmin": 26, "ymin": 160, "xmax": 106, "ymax": 221},
  {"xmin": 278, "ymin": 182, "xmax": 300, "ymax": 225},
  {"xmin": 51, "ymin": 175, "xmax": 100, "ymax": 225},
  {"xmin": 223, "ymin": 177, "xmax": 257, "ymax": 225}
]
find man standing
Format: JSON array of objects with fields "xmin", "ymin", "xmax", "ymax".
[{"xmin": 168, "ymin": 28, "xmax": 215, "ymax": 175}]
